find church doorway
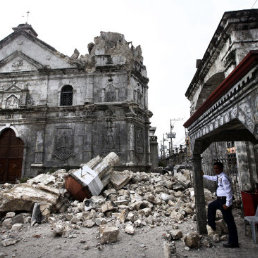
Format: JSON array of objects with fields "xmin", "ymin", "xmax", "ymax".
[{"xmin": 0, "ymin": 128, "xmax": 24, "ymax": 183}]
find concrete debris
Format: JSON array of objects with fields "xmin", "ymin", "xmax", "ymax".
[
  {"xmin": 5, "ymin": 212, "xmax": 15, "ymax": 218},
  {"xmin": 184, "ymin": 232, "xmax": 200, "ymax": 248},
  {"xmin": 110, "ymin": 170, "xmax": 132, "ymax": 190},
  {"xmin": 83, "ymin": 220, "xmax": 95, "ymax": 228},
  {"xmin": 212, "ymin": 234, "xmax": 220, "ymax": 243},
  {"xmin": 0, "ymin": 169, "xmax": 68, "ymax": 214},
  {"xmin": 170, "ymin": 230, "xmax": 183, "ymax": 240},
  {"xmin": 65, "ymin": 152, "xmax": 120, "ymax": 201},
  {"xmin": 101, "ymin": 201, "xmax": 116, "ymax": 213},
  {"xmin": 1, "ymin": 238, "xmax": 19, "ymax": 247},
  {"xmin": 2, "ymin": 218, "xmax": 12, "ymax": 229},
  {"xmin": 163, "ymin": 241, "xmax": 176, "ymax": 258},
  {"xmin": 124, "ymin": 224, "xmax": 135, "ymax": 235},
  {"xmin": 52, "ymin": 221, "xmax": 72, "ymax": 237},
  {"xmin": 11, "ymin": 223, "xmax": 23, "ymax": 231},
  {"xmin": 99, "ymin": 225, "xmax": 119, "ymax": 244},
  {"xmin": 0, "ymin": 157, "xmax": 231, "ymax": 253},
  {"xmin": 27, "ymin": 174, "xmax": 56, "ymax": 185}
]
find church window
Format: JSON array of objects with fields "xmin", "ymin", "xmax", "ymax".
[{"xmin": 60, "ymin": 85, "xmax": 73, "ymax": 106}]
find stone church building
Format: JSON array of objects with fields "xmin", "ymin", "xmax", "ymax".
[{"xmin": 0, "ymin": 24, "xmax": 153, "ymax": 183}]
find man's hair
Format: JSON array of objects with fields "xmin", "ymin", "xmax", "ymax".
[{"xmin": 213, "ymin": 161, "xmax": 223, "ymax": 169}]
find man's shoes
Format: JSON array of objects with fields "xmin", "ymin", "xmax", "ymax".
[{"xmin": 223, "ymin": 243, "xmax": 239, "ymax": 248}]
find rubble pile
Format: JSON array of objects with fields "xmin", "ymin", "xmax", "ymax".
[
  {"xmin": 0, "ymin": 153, "xmax": 230, "ymax": 251},
  {"xmin": 0, "ymin": 169, "xmax": 69, "ymax": 216}
]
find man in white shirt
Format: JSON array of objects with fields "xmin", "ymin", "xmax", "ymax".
[{"xmin": 203, "ymin": 161, "xmax": 239, "ymax": 248}]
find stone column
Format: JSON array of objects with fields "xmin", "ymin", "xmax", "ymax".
[
  {"xmin": 192, "ymin": 154, "xmax": 207, "ymax": 234},
  {"xmin": 127, "ymin": 122, "xmax": 135, "ymax": 165},
  {"xmin": 150, "ymin": 136, "xmax": 158, "ymax": 169},
  {"xmin": 235, "ymin": 141, "xmax": 257, "ymax": 191}
]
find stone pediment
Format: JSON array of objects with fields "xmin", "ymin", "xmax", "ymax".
[
  {"xmin": 0, "ymin": 51, "xmax": 44, "ymax": 73},
  {"xmin": 5, "ymin": 83, "xmax": 22, "ymax": 93}
]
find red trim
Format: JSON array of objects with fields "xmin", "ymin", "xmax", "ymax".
[{"xmin": 184, "ymin": 50, "xmax": 258, "ymax": 128}]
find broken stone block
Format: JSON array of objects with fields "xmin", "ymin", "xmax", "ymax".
[
  {"xmin": 202, "ymin": 238, "xmax": 213, "ymax": 248},
  {"xmin": 125, "ymin": 224, "xmax": 135, "ymax": 235},
  {"xmin": 99, "ymin": 225, "xmax": 119, "ymax": 244},
  {"xmin": 134, "ymin": 219, "xmax": 143, "ymax": 227},
  {"xmin": 170, "ymin": 211, "xmax": 184, "ymax": 221},
  {"xmin": 95, "ymin": 218, "xmax": 107, "ymax": 226},
  {"xmin": 83, "ymin": 219, "xmax": 95, "ymax": 228},
  {"xmin": 212, "ymin": 234, "xmax": 220, "ymax": 243},
  {"xmin": 84, "ymin": 155, "xmax": 102, "ymax": 169},
  {"xmin": 118, "ymin": 209, "xmax": 127, "ymax": 223},
  {"xmin": 160, "ymin": 193, "xmax": 173, "ymax": 202},
  {"xmin": 65, "ymin": 167, "xmax": 102, "ymax": 201},
  {"xmin": 127, "ymin": 212, "xmax": 135, "ymax": 222},
  {"xmin": 163, "ymin": 241, "xmax": 176, "ymax": 258},
  {"xmin": 65, "ymin": 152, "xmax": 119, "ymax": 200},
  {"xmin": 0, "ymin": 183, "xmax": 60, "ymax": 212},
  {"xmin": 52, "ymin": 221, "xmax": 68, "ymax": 237},
  {"xmin": 27, "ymin": 174, "xmax": 56, "ymax": 186},
  {"xmin": 220, "ymin": 235, "xmax": 228, "ymax": 241},
  {"xmin": 170, "ymin": 230, "xmax": 183, "ymax": 240},
  {"xmin": 1, "ymin": 238, "xmax": 19, "ymax": 247},
  {"xmin": 174, "ymin": 191, "xmax": 183, "ymax": 197},
  {"xmin": 215, "ymin": 219, "xmax": 228, "ymax": 235},
  {"xmin": 103, "ymin": 188, "xmax": 117, "ymax": 197},
  {"xmin": 12, "ymin": 214, "xmax": 24, "ymax": 224},
  {"xmin": 184, "ymin": 207, "xmax": 193, "ymax": 215},
  {"xmin": 139, "ymin": 207, "xmax": 152, "ymax": 217},
  {"xmin": 110, "ymin": 170, "xmax": 132, "ymax": 190},
  {"xmin": 11, "ymin": 223, "xmax": 23, "ymax": 231},
  {"xmin": 101, "ymin": 201, "xmax": 116, "ymax": 213},
  {"xmin": 2, "ymin": 218, "xmax": 12, "ymax": 229},
  {"xmin": 204, "ymin": 188, "xmax": 213, "ymax": 202},
  {"xmin": 94, "ymin": 152, "xmax": 120, "ymax": 179},
  {"xmin": 184, "ymin": 232, "xmax": 200, "ymax": 248},
  {"xmin": 206, "ymin": 225, "xmax": 215, "ymax": 236},
  {"xmin": 5, "ymin": 212, "xmax": 15, "ymax": 218},
  {"xmin": 39, "ymin": 203, "xmax": 52, "ymax": 217}
]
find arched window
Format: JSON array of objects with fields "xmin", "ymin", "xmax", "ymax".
[{"xmin": 60, "ymin": 85, "xmax": 73, "ymax": 106}]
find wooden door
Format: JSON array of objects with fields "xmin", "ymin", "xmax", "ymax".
[{"xmin": 0, "ymin": 129, "xmax": 24, "ymax": 183}]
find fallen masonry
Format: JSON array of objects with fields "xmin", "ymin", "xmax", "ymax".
[{"xmin": 0, "ymin": 155, "xmax": 236, "ymax": 254}]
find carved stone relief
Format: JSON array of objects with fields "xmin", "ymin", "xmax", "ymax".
[
  {"xmin": 12, "ymin": 59, "xmax": 24, "ymax": 70},
  {"xmin": 238, "ymin": 99, "xmax": 255, "ymax": 133},
  {"xmin": 53, "ymin": 128, "xmax": 74, "ymax": 160},
  {"xmin": 6, "ymin": 95, "xmax": 19, "ymax": 109},
  {"xmin": 135, "ymin": 127, "xmax": 144, "ymax": 154},
  {"xmin": 105, "ymin": 79, "xmax": 117, "ymax": 102}
]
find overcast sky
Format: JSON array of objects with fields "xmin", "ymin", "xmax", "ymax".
[{"xmin": 1, "ymin": 0, "xmax": 257, "ymax": 154}]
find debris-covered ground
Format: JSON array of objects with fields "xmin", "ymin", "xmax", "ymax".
[{"xmin": 1, "ymin": 164, "xmax": 258, "ymax": 257}]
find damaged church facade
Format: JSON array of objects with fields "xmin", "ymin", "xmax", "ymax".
[{"xmin": 0, "ymin": 24, "xmax": 153, "ymax": 183}]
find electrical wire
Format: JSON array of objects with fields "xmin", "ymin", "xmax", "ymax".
[{"xmin": 252, "ymin": 0, "xmax": 258, "ymax": 8}]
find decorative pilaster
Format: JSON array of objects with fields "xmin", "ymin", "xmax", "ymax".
[
  {"xmin": 85, "ymin": 76, "xmax": 94, "ymax": 103},
  {"xmin": 34, "ymin": 130, "xmax": 44, "ymax": 164},
  {"xmin": 127, "ymin": 122, "xmax": 135, "ymax": 165}
]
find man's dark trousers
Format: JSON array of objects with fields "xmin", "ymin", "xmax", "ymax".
[{"xmin": 208, "ymin": 198, "xmax": 238, "ymax": 245}]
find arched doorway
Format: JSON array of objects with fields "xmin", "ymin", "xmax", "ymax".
[{"xmin": 0, "ymin": 128, "xmax": 24, "ymax": 183}]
